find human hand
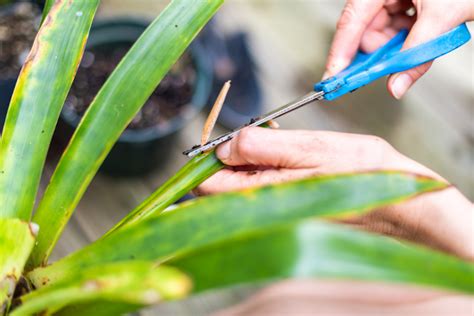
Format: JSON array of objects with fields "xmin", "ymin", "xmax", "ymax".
[
  {"xmin": 197, "ymin": 127, "xmax": 473, "ymax": 260},
  {"xmin": 214, "ymin": 279, "xmax": 473, "ymax": 316},
  {"xmin": 324, "ymin": 0, "xmax": 474, "ymax": 99}
]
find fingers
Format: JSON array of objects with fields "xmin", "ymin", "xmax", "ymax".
[
  {"xmin": 216, "ymin": 128, "xmax": 395, "ymax": 171},
  {"xmin": 215, "ymin": 127, "xmax": 321, "ymax": 168},
  {"xmin": 387, "ymin": 18, "xmax": 435, "ymax": 99},
  {"xmin": 360, "ymin": 12, "xmax": 415, "ymax": 53},
  {"xmin": 324, "ymin": 0, "xmax": 385, "ymax": 78},
  {"xmin": 359, "ymin": 10, "xmax": 393, "ymax": 52},
  {"xmin": 197, "ymin": 129, "xmax": 398, "ymax": 195},
  {"xmin": 384, "ymin": 0, "xmax": 413, "ymax": 15},
  {"xmin": 360, "ymin": 29, "xmax": 394, "ymax": 53},
  {"xmin": 196, "ymin": 167, "xmax": 317, "ymax": 195},
  {"xmin": 387, "ymin": 8, "xmax": 464, "ymax": 99}
]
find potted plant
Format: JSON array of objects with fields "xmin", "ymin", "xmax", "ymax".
[
  {"xmin": 0, "ymin": 0, "xmax": 472, "ymax": 315},
  {"xmin": 57, "ymin": 19, "xmax": 212, "ymax": 176}
]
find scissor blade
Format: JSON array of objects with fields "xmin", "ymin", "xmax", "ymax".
[{"xmin": 183, "ymin": 91, "xmax": 325, "ymax": 157}]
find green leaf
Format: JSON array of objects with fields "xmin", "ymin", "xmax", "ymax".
[
  {"xmin": 11, "ymin": 262, "xmax": 190, "ymax": 316},
  {"xmin": 0, "ymin": 0, "xmax": 99, "ymax": 220},
  {"xmin": 41, "ymin": 0, "xmax": 55, "ymax": 23},
  {"xmin": 107, "ymin": 151, "xmax": 223, "ymax": 235},
  {"xmin": 0, "ymin": 219, "xmax": 36, "ymax": 314},
  {"xmin": 28, "ymin": 172, "xmax": 447, "ymax": 288},
  {"xmin": 29, "ymin": 0, "xmax": 223, "ymax": 269},
  {"xmin": 171, "ymin": 221, "xmax": 474, "ymax": 294}
]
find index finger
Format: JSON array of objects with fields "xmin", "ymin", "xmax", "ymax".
[{"xmin": 325, "ymin": 0, "xmax": 385, "ymax": 78}]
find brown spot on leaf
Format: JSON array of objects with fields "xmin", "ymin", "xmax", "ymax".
[
  {"xmin": 20, "ymin": 36, "xmax": 40, "ymax": 72},
  {"xmin": 41, "ymin": 277, "xmax": 50, "ymax": 286}
]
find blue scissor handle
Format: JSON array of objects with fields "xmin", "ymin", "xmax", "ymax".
[{"xmin": 315, "ymin": 23, "xmax": 471, "ymax": 101}]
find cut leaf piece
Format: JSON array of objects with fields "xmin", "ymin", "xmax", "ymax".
[
  {"xmin": 201, "ymin": 80, "xmax": 231, "ymax": 145},
  {"xmin": 12, "ymin": 262, "xmax": 190, "ymax": 316},
  {"xmin": 28, "ymin": 172, "xmax": 447, "ymax": 288},
  {"xmin": 170, "ymin": 221, "xmax": 474, "ymax": 294},
  {"xmin": 0, "ymin": 219, "xmax": 36, "ymax": 314}
]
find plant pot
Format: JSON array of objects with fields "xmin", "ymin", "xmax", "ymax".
[
  {"xmin": 0, "ymin": 2, "xmax": 40, "ymax": 128},
  {"xmin": 57, "ymin": 18, "xmax": 212, "ymax": 177},
  {"xmin": 0, "ymin": 78, "xmax": 15, "ymax": 127}
]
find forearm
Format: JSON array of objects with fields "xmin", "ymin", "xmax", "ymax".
[
  {"xmin": 394, "ymin": 187, "xmax": 474, "ymax": 261},
  {"xmin": 351, "ymin": 185, "xmax": 473, "ymax": 261},
  {"xmin": 348, "ymin": 151, "xmax": 474, "ymax": 261}
]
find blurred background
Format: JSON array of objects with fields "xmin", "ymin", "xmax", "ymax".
[{"xmin": 0, "ymin": 0, "xmax": 472, "ymax": 314}]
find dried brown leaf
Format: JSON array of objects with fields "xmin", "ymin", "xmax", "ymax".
[{"xmin": 201, "ymin": 80, "xmax": 231, "ymax": 145}]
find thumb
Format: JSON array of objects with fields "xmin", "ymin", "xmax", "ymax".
[
  {"xmin": 387, "ymin": 17, "xmax": 459, "ymax": 99},
  {"xmin": 216, "ymin": 127, "xmax": 315, "ymax": 168}
]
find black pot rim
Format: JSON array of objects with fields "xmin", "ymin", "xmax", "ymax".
[{"xmin": 60, "ymin": 17, "xmax": 212, "ymax": 144}]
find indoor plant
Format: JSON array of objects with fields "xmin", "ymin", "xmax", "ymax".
[{"xmin": 0, "ymin": 0, "xmax": 472, "ymax": 315}]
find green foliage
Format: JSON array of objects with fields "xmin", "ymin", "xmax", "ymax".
[
  {"xmin": 0, "ymin": 0, "xmax": 471, "ymax": 315},
  {"xmin": 28, "ymin": 172, "xmax": 446, "ymax": 288},
  {"xmin": 11, "ymin": 262, "xmax": 190, "ymax": 316},
  {"xmin": 171, "ymin": 221, "xmax": 473, "ymax": 294}
]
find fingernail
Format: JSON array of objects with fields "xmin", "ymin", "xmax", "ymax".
[
  {"xmin": 322, "ymin": 71, "xmax": 330, "ymax": 80},
  {"xmin": 391, "ymin": 74, "xmax": 412, "ymax": 99},
  {"xmin": 216, "ymin": 141, "xmax": 231, "ymax": 162}
]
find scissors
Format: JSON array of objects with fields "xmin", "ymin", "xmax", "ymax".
[{"xmin": 184, "ymin": 23, "xmax": 471, "ymax": 158}]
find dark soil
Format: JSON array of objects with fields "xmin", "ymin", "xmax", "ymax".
[
  {"xmin": 0, "ymin": 2, "xmax": 40, "ymax": 78},
  {"xmin": 65, "ymin": 43, "xmax": 196, "ymax": 130}
]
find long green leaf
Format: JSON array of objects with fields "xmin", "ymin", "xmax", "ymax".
[
  {"xmin": 171, "ymin": 221, "xmax": 474, "ymax": 294},
  {"xmin": 29, "ymin": 0, "xmax": 223, "ymax": 269},
  {"xmin": 0, "ymin": 0, "xmax": 99, "ymax": 220},
  {"xmin": 28, "ymin": 172, "xmax": 447, "ymax": 288},
  {"xmin": 11, "ymin": 262, "xmax": 190, "ymax": 316},
  {"xmin": 48, "ymin": 219, "xmax": 474, "ymax": 316},
  {"xmin": 0, "ymin": 219, "xmax": 36, "ymax": 314},
  {"xmin": 107, "ymin": 151, "xmax": 223, "ymax": 235}
]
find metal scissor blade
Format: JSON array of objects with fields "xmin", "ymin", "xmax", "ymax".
[{"xmin": 183, "ymin": 91, "xmax": 325, "ymax": 158}]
